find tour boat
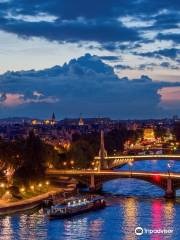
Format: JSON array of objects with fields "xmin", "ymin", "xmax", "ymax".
[{"xmin": 47, "ymin": 196, "xmax": 106, "ymax": 219}]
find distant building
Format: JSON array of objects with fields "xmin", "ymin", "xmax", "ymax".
[
  {"xmin": 78, "ymin": 117, "xmax": 84, "ymax": 126},
  {"xmin": 173, "ymin": 115, "xmax": 179, "ymax": 122},
  {"xmin": 31, "ymin": 119, "xmax": 37, "ymax": 125},
  {"xmin": 143, "ymin": 128, "xmax": 155, "ymax": 141}
]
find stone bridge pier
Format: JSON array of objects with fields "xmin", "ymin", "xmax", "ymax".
[
  {"xmin": 89, "ymin": 175, "xmax": 102, "ymax": 192},
  {"xmin": 165, "ymin": 177, "xmax": 175, "ymax": 199}
]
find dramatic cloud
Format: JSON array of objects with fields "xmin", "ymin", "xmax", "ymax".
[
  {"xmin": 0, "ymin": 92, "xmax": 59, "ymax": 107},
  {"xmin": 0, "ymin": 93, "xmax": 24, "ymax": 107},
  {"xmin": 134, "ymin": 48, "xmax": 180, "ymax": 60},
  {"xmin": 0, "ymin": 0, "xmax": 179, "ymax": 48},
  {"xmin": 0, "ymin": 0, "xmax": 179, "ymax": 118},
  {"xmin": 0, "ymin": 0, "xmax": 179, "ymax": 79},
  {"xmin": 99, "ymin": 56, "xmax": 120, "ymax": 61},
  {"xmin": 114, "ymin": 64, "xmax": 133, "ymax": 70},
  {"xmin": 158, "ymin": 86, "xmax": 180, "ymax": 109},
  {"xmin": 0, "ymin": 54, "xmax": 179, "ymax": 119}
]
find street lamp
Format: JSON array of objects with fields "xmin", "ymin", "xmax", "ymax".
[
  {"xmin": 167, "ymin": 162, "xmax": 172, "ymax": 177},
  {"xmin": 128, "ymin": 160, "xmax": 133, "ymax": 176},
  {"xmin": 0, "ymin": 183, "xmax": 5, "ymax": 188},
  {"xmin": 70, "ymin": 160, "xmax": 74, "ymax": 165},
  {"xmin": 45, "ymin": 181, "xmax": 50, "ymax": 186},
  {"xmin": 167, "ymin": 161, "xmax": 174, "ymax": 177},
  {"xmin": 20, "ymin": 187, "xmax": 25, "ymax": 193}
]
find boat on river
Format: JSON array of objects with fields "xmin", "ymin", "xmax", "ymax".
[{"xmin": 47, "ymin": 195, "xmax": 106, "ymax": 219}]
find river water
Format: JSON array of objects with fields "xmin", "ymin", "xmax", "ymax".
[{"xmin": 0, "ymin": 160, "xmax": 180, "ymax": 240}]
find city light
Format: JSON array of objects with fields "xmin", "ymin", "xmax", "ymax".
[
  {"xmin": 153, "ymin": 175, "xmax": 161, "ymax": 182},
  {"xmin": 0, "ymin": 183, "xmax": 5, "ymax": 188},
  {"xmin": 20, "ymin": 187, "xmax": 25, "ymax": 193},
  {"xmin": 45, "ymin": 181, "xmax": 50, "ymax": 186}
]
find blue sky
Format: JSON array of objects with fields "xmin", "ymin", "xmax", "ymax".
[{"xmin": 0, "ymin": 0, "xmax": 179, "ymax": 119}]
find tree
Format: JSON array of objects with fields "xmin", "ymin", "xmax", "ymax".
[
  {"xmin": 105, "ymin": 128, "xmax": 138, "ymax": 154},
  {"xmin": 15, "ymin": 131, "xmax": 47, "ymax": 184},
  {"xmin": 0, "ymin": 139, "xmax": 23, "ymax": 186},
  {"xmin": 154, "ymin": 126, "xmax": 166, "ymax": 139},
  {"xmin": 68, "ymin": 140, "xmax": 94, "ymax": 169},
  {"xmin": 72, "ymin": 132, "xmax": 100, "ymax": 156},
  {"xmin": 174, "ymin": 122, "xmax": 180, "ymax": 142}
]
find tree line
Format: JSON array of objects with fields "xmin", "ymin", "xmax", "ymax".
[{"xmin": 0, "ymin": 131, "xmax": 56, "ymax": 188}]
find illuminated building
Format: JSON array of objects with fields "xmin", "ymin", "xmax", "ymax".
[
  {"xmin": 44, "ymin": 119, "xmax": 50, "ymax": 125},
  {"xmin": 143, "ymin": 128, "xmax": 155, "ymax": 141},
  {"xmin": 78, "ymin": 117, "xmax": 84, "ymax": 126},
  {"xmin": 31, "ymin": 119, "xmax": 37, "ymax": 125}
]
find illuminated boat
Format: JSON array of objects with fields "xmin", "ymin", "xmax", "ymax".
[{"xmin": 47, "ymin": 196, "xmax": 106, "ymax": 219}]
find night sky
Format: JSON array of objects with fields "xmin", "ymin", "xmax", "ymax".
[{"xmin": 0, "ymin": 0, "xmax": 179, "ymax": 119}]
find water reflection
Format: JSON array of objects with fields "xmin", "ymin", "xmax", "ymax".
[
  {"xmin": 151, "ymin": 200, "xmax": 163, "ymax": 240},
  {"xmin": 0, "ymin": 160, "xmax": 179, "ymax": 239},
  {"xmin": 0, "ymin": 216, "xmax": 13, "ymax": 240},
  {"xmin": 164, "ymin": 201, "xmax": 175, "ymax": 228},
  {"xmin": 90, "ymin": 219, "xmax": 103, "ymax": 239},
  {"xmin": 123, "ymin": 198, "xmax": 138, "ymax": 240},
  {"xmin": 64, "ymin": 217, "xmax": 89, "ymax": 240}
]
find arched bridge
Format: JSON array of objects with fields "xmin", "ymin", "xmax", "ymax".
[
  {"xmin": 94, "ymin": 154, "xmax": 180, "ymax": 169},
  {"xmin": 47, "ymin": 169, "xmax": 180, "ymax": 198}
]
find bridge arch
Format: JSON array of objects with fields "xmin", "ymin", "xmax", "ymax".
[
  {"xmin": 102, "ymin": 178, "xmax": 165, "ymax": 196},
  {"xmin": 47, "ymin": 169, "xmax": 180, "ymax": 198},
  {"xmin": 71, "ymin": 174, "xmax": 178, "ymax": 198}
]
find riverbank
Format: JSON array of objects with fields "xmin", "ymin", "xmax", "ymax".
[{"xmin": 0, "ymin": 179, "xmax": 77, "ymax": 216}]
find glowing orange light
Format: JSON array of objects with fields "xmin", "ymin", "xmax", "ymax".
[{"xmin": 153, "ymin": 175, "xmax": 161, "ymax": 182}]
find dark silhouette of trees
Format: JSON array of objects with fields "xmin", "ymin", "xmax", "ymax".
[
  {"xmin": 154, "ymin": 126, "xmax": 166, "ymax": 139},
  {"xmin": 0, "ymin": 138, "xmax": 23, "ymax": 185},
  {"xmin": 15, "ymin": 131, "xmax": 48, "ymax": 184},
  {"xmin": 68, "ymin": 140, "xmax": 94, "ymax": 169},
  {"xmin": 174, "ymin": 122, "xmax": 180, "ymax": 142}
]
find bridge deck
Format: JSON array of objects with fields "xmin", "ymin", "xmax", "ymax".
[
  {"xmin": 94, "ymin": 154, "xmax": 180, "ymax": 160},
  {"xmin": 47, "ymin": 169, "xmax": 180, "ymax": 180}
]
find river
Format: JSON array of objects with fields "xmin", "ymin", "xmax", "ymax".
[{"xmin": 0, "ymin": 160, "xmax": 180, "ymax": 240}]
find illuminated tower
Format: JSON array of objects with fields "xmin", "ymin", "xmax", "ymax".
[
  {"xmin": 51, "ymin": 112, "xmax": 56, "ymax": 125},
  {"xmin": 98, "ymin": 130, "xmax": 108, "ymax": 170},
  {"xmin": 52, "ymin": 112, "xmax": 56, "ymax": 121},
  {"xmin": 78, "ymin": 114, "xmax": 84, "ymax": 126}
]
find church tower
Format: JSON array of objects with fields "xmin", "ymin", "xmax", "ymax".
[{"xmin": 51, "ymin": 112, "xmax": 56, "ymax": 124}]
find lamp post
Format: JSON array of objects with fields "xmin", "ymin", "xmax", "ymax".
[
  {"xmin": 128, "ymin": 160, "xmax": 133, "ymax": 177},
  {"xmin": 167, "ymin": 161, "xmax": 174, "ymax": 177}
]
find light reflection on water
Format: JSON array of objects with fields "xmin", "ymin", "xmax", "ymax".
[
  {"xmin": 123, "ymin": 198, "xmax": 138, "ymax": 240},
  {"xmin": 0, "ymin": 160, "xmax": 179, "ymax": 240}
]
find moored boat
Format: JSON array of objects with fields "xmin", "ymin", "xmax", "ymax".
[{"xmin": 47, "ymin": 195, "xmax": 106, "ymax": 219}]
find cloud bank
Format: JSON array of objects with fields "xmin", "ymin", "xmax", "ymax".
[{"xmin": 0, "ymin": 54, "xmax": 179, "ymax": 119}]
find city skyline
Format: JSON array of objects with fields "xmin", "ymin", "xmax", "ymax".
[{"xmin": 0, "ymin": 1, "xmax": 179, "ymax": 239}]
